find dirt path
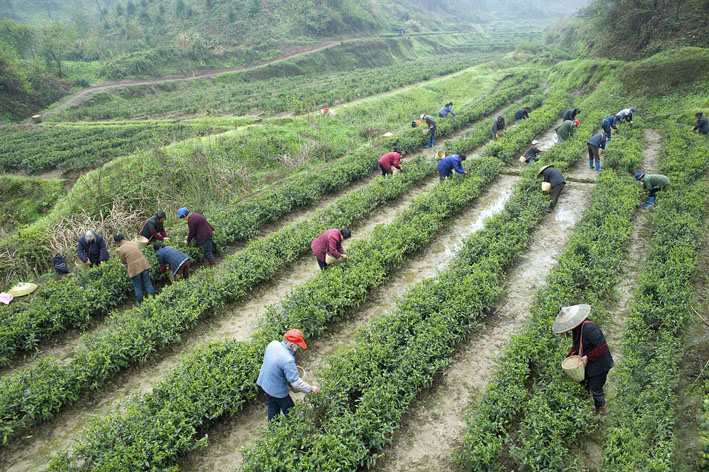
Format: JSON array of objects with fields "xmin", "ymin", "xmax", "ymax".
[
  {"xmin": 178, "ymin": 173, "xmax": 520, "ymax": 472},
  {"xmin": 372, "ymin": 166, "xmax": 595, "ymax": 471},
  {"xmin": 577, "ymin": 128, "xmax": 662, "ymax": 471}
]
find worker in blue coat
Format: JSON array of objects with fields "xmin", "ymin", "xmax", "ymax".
[
  {"xmin": 77, "ymin": 230, "xmax": 110, "ymax": 267},
  {"xmin": 438, "ymin": 102, "xmax": 456, "ymax": 118},
  {"xmin": 256, "ymin": 329, "xmax": 320, "ymax": 421},
  {"xmin": 601, "ymin": 116, "xmax": 618, "ymax": 141},
  {"xmin": 437, "ymin": 154, "xmax": 468, "ymax": 181},
  {"xmin": 587, "ymin": 132, "xmax": 607, "ymax": 171}
]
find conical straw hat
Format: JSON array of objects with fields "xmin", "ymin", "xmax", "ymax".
[
  {"xmin": 536, "ymin": 164, "xmax": 554, "ymax": 178},
  {"xmin": 552, "ymin": 304, "xmax": 591, "ymax": 333},
  {"xmin": 7, "ymin": 282, "xmax": 38, "ymax": 297}
]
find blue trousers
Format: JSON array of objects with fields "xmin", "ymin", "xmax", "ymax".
[
  {"xmin": 130, "ymin": 269, "xmax": 155, "ymax": 304},
  {"xmin": 266, "ymin": 392, "xmax": 295, "ymax": 421}
]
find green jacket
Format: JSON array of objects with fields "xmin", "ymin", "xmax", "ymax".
[
  {"xmin": 643, "ymin": 174, "xmax": 670, "ymax": 192},
  {"xmin": 555, "ymin": 120, "xmax": 576, "ymax": 140}
]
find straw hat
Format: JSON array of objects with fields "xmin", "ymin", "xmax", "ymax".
[
  {"xmin": 536, "ymin": 164, "xmax": 553, "ymax": 178},
  {"xmin": 552, "ymin": 304, "xmax": 591, "ymax": 333},
  {"xmin": 7, "ymin": 282, "xmax": 38, "ymax": 297}
]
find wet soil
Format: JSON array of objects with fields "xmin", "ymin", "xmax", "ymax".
[
  {"xmin": 372, "ymin": 176, "xmax": 594, "ymax": 471},
  {"xmin": 178, "ymin": 174, "xmax": 521, "ymax": 472}
]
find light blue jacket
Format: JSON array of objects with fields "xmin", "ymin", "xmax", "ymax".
[
  {"xmin": 438, "ymin": 104, "xmax": 456, "ymax": 117},
  {"xmin": 257, "ymin": 340, "xmax": 303, "ymax": 398}
]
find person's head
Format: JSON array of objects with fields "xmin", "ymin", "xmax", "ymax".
[
  {"xmin": 113, "ymin": 233, "xmax": 125, "ymax": 244},
  {"xmin": 420, "ymin": 114, "xmax": 426, "ymax": 120},
  {"xmin": 634, "ymin": 172, "xmax": 645, "ymax": 182},
  {"xmin": 552, "ymin": 304, "xmax": 591, "ymax": 334},
  {"xmin": 574, "ymin": 120, "xmax": 579, "ymax": 127},
  {"xmin": 341, "ymin": 227, "xmax": 351, "ymax": 239},
  {"xmin": 178, "ymin": 207, "xmax": 189, "ymax": 219},
  {"xmin": 284, "ymin": 328, "xmax": 307, "ymax": 352},
  {"xmin": 531, "ymin": 140, "xmax": 539, "ymax": 146},
  {"xmin": 630, "ymin": 107, "xmax": 637, "ymax": 113},
  {"xmin": 525, "ymin": 107, "xmax": 531, "ymax": 112},
  {"xmin": 575, "ymin": 108, "xmax": 581, "ymax": 114},
  {"xmin": 155, "ymin": 211, "xmax": 166, "ymax": 222},
  {"xmin": 697, "ymin": 112, "xmax": 704, "ymax": 118},
  {"xmin": 84, "ymin": 230, "xmax": 96, "ymax": 243},
  {"xmin": 447, "ymin": 102, "xmax": 453, "ymax": 107},
  {"xmin": 459, "ymin": 154, "xmax": 467, "ymax": 161},
  {"xmin": 153, "ymin": 241, "xmax": 164, "ymax": 252}
]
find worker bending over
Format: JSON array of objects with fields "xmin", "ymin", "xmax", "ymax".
[
  {"xmin": 587, "ymin": 131, "xmax": 607, "ymax": 172},
  {"xmin": 693, "ymin": 112, "xmax": 709, "ymax": 134},
  {"xmin": 139, "ymin": 211, "xmax": 168, "ymax": 242},
  {"xmin": 257, "ymin": 329, "xmax": 320, "ymax": 421},
  {"xmin": 378, "ymin": 151, "xmax": 403, "ymax": 176},
  {"xmin": 437, "ymin": 154, "xmax": 468, "ymax": 181},
  {"xmin": 438, "ymin": 102, "xmax": 456, "ymax": 118},
  {"xmin": 311, "ymin": 227, "xmax": 351, "ymax": 270},
  {"xmin": 616, "ymin": 107, "xmax": 636, "ymax": 126},
  {"xmin": 492, "ymin": 116, "xmax": 506, "ymax": 140},
  {"xmin": 153, "ymin": 241, "xmax": 191, "ymax": 280},
  {"xmin": 553, "ymin": 304, "xmax": 614, "ymax": 415},
  {"xmin": 634, "ymin": 172, "xmax": 669, "ymax": 209},
  {"xmin": 601, "ymin": 115, "xmax": 618, "ymax": 141},
  {"xmin": 421, "ymin": 114, "xmax": 437, "ymax": 148},
  {"xmin": 537, "ymin": 164, "xmax": 565, "ymax": 213},
  {"xmin": 179, "ymin": 207, "xmax": 216, "ymax": 267},
  {"xmin": 522, "ymin": 140, "xmax": 544, "ymax": 164},
  {"xmin": 562, "ymin": 108, "xmax": 581, "ymax": 122},
  {"xmin": 515, "ymin": 107, "xmax": 531, "ymax": 123},
  {"xmin": 555, "ymin": 120, "xmax": 579, "ymax": 142},
  {"xmin": 114, "ymin": 233, "xmax": 154, "ymax": 304}
]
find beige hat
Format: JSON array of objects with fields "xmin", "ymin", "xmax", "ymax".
[
  {"xmin": 552, "ymin": 304, "xmax": 591, "ymax": 333},
  {"xmin": 536, "ymin": 164, "xmax": 553, "ymax": 178},
  {"xmin": 7, "ymin": 282, "xmax": 38, "ymax": 297}
]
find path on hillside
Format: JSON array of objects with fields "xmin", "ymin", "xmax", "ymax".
[
  {"xmin": 579, "ymin": 129, "xmax": 661, "ymax": 471},
  {"xmin": 39, "ymin": 33, "xmax": 456, "ymax": 121},
  {"xmin": 372, "ymin": 153, "xmax": 598, "ymax": 471}
]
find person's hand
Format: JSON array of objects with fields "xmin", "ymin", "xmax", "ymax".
[
  {"xmin": 99, "ymin": 261, "xmax": 104, "ymax": 265},
  {"xmin": 311, "ymin": 385, "xmax": 321, "ymax": 394},
  {"xmin": 84, "ymin": 260, "xmax": 91, "ymax": 265},
  {"xmin": 163, "ymin": 237, "xmax": 169, "ymax": 241},
  {"xmin": 464, "ymin": 172, "xmax": 469, "ymax": 177},
  {"xmin": 581, "ymin": 356, "xmax": 588, "ymax": 366},
  {"xmin": 341, "ymin": 254, "xmax": 348, "ymax": 259},
  {"xmin": 183, "ymin": 238, "xmax": 188, "ymax": 244}
]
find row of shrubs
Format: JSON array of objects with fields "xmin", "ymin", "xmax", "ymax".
[
  {"xmin": 602, "ymin": 125, "xmax": 709, "ymax": 470},
  {"xmin": 46, "ymin": 84, "xmax": 569, "ymax": 470},
  {"xmin": 0, "ymin": 74, "xmax": 538, "ymax": 369}
]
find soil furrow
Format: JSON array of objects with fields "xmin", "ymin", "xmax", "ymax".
[
  {"xmin": 178, "ymin": 173, "xmax": 520, "ymax": 472},
  {"xmin": 373, "ymin": 177, "xmax": 593, "ymax": 471}
]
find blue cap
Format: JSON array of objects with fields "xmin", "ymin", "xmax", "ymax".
[
  {"xmin": 630, "ymin": 108, "xmax": 636, "ymax": 113},
  {"xmin": 178, "ymin": 207, "xmax": 189, "ymax": 218},
  {"xmin": 634, "ymin": 172, "xmax": 644, "ymax": 180}
]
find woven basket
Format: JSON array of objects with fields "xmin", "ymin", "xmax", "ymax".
[
  {"xmin": 541, "ymin": 182, "xmax": 552, "ymax": 193},
  {"xmin": 519, "ymin": 156, "xmax": 526, "ymax": 163},
  {"xmin": 135, "ymin": 235, "xmax": 150, "ymax": 248},
  {"xmin": 289, "ymin": 366, "xmax": 307, "ymax": 393},
  {"xmin": 325, "ymin": 253, "xmax": 338, "ymax": 265},
  {"xmin": 561, "ymin": 355, "xmax": 585, "ymax": 382}
]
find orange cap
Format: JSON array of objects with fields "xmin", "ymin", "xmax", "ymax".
[{"xmin": 285, "ymin": 329, "xmax": 307, "ymax": 349}]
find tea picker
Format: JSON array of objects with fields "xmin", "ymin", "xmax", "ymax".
[
  {"xmin": 437, "ymin": 154, "xmax": 468, "ymax": 181},
  {"xmin": 178, "ymin": 207, "xmax": 216, "ymax": 267},
  {"xmin": 536, "ymin": 165, "xmax": 565, "ymax": 213},
  {"xmin": 378, "ymin": 151, "xmax": 404, "ymax": 176},
  {"xmin": 138, "ymin": 211, "xmax": 169, "ymax": 243},
  {"xmin": 634, "ymin": 172, "xmax": 670, "ymax": 209},
  {"xmin": 311, "ymin": 228, "xmax": 351, "ymax": 271},
  {"xmin": 77, "ymin": 230, "xmax": 110, "ymax": 267},
  {"xmin": 553, "ymin": 304, "xmax": 614, "ymax": 415},
  {"xmin": 256, "ymin": 329, "xmax": 321, "ymax": 422}
]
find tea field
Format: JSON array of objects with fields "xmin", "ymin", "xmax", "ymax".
[{"xmin": 0, "ymin": 23, "xmax": 707, "ymax": 472}]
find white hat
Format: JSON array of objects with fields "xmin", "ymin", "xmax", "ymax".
[
  {"xmin": 532, "ymin": 140, "xmax": 539, "ymax": 145},
  {"xmin": 420, "ymin": 114, "xmax": 425, "ymax": 120}
]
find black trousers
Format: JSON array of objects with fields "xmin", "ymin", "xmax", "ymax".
[
  {"xmin": 316, "ymin": 257, "xmax": 328, "ymax": 271},
  {"xmin": 549, "ymin": 182, "xmax": 565, "ymax": 209},
  {"xmin": 379, "ymin": 163, "xmax": 392, "ymax": 176},
  {"xmin": 584, "ymin": 370, "xmax": 609, "ymax": 407}
]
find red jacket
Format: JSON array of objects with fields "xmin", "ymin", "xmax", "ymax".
[
  {"xmin": 311, "ymin": 229, "xmax": 344, "ymax": 261},
  {"xmin": 378, "ymin": 152, "xmax": 402, "ymax": 173},
  {"xmin": 186, "ymin": 213, "xmax": 214, "ymax": 245}
]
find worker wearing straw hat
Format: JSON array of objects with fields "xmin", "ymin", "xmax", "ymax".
[
  {"xmin": 553, "ymin": 304, "xmax": 614, "ymax": 415},
  {"xmin": 536, "ymin": 165, "xmax": 565, "ymax": 213},
  {"xmin": 257, "ymin": 329, "xmax": 321, "ymax": 421}
]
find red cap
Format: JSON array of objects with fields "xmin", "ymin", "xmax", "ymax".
[
  {"xmin": 285, "ymin": 329, "xmax": 307, "ymax": 349},
  {"xmin": 574, "ymin": 120, "xmax": 579, "ymax": 127}
]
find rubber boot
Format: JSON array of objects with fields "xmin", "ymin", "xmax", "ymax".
[
  {"xmin": 595, "ymin": 161, "xmax": 604, "ymax": 172},
  {"xmin": 544, "ymin": 202, "xmax": 555, "ymax": 213},
  {"xmin": 589, "ymin": 159, "xmax": 594, "ymax": 169},
  {"xmin": 207, "ymin": 258, "xmax": 216, "ymax": 267},
  {"xmin": 643, "ymin": 196, "xmax": 655, "ymax": 209},
  {"xmin": 595, "ymin": 405, "xmax": 607, "ymax": 416},
  {"xmin": 423, "ymin": 138, "xmax": 432, "ymax": 148}
]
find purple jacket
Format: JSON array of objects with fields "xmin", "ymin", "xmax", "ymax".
[{"xmin": 186, "ymin": 213, "xmax": 214, "ymax": 244}]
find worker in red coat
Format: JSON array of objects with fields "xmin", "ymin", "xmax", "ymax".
[
  {"xmin": 310, "ymin": 228, "xmax": 351, "ymax": 270},
  {"xmin": 179, "ymin": 207, "xmax": 216, "ymax": 267},
  {"xmin": 378, "ymin": 151, "xmax": 404, "ymax": 176}
]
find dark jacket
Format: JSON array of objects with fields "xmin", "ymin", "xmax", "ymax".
[
  {"xmin": 562, "ymin": 108, "xmax": 579, "ymax": 121},
  {"xmin": 588, "ymin": 133, "xmax": 607, "ymax": 149},
  {"xmin": 492, "ymin": 116, "xmax": 505, "ymax": 137},
  {"xmin": 694, "ymin": 115, "xmax": 709, "ymax": 134},
  {"xmin": 77, "ymin": 234, "xmax": 110, "ymax": 265},
  {"xmin": 541, "ymin": 167, "xmax": 565, "ymax": 188},
  {"xmin": 186, "ymin": 213, "xmax": 214, "ymax": 245},
  {"xmin": 555, "ymin": 120, "xmax": 576, "ymax": 140},
  {"xmin": 601, "ymin": 116, "xmax": 617, "ymax": 134},
  {"xmin": 139, "ymin": 216, "xmax": 166, "ymax": 241},
  {"xmin": 523, "ymin": 145, "xmax": 542, "ymax": 162},
  {"xmin": 424, "ymin": 116, "xmax": 437, "ymax": 128},
  {"xmin": 569, "ymin": 320, "xmax": 614, "ymax": 378},
  {"xmin": 155, "ymin": 246, "xmax": 190, "ymax": 276},
  {"xmin": 515, "ymin": 108, "xmax": 529, "ymax": 120}
]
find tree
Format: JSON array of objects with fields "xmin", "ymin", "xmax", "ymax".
[
  {"xmin": 0, "ymin": 40, "xmax": 32, "ymax": 119},
  {"xmin": 0, "ymin": 20, "xmax": 36, "ymax": 58},
  {"xmin": 38, "ymin": 22, "xmax": 77, "ymax": 77}
]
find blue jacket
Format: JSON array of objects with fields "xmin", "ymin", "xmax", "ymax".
[
  {"xmin": 438, "ymin": 105, "xmax": 456, "ymax": 117},
  {"xmin": 77, "ymin": 234, "xmax": 110, "ymax": 265},
  {"xmin": 257, "ymin": 340, "xmax": 301, "ymax": 398},
  {"xmin": 588, "ymin": 133, "xmax": 607, "ymax": 149},
  {"xmin": 601, "ymin": 116, "xmax": 617, "ymax": 133},
  {"xmin": 437, "ymin": 155, "xmax": 466, "ymax": 175},
  {"xmin": 155, "ymin": 246, "xmax": 189, "ymax": 275}
]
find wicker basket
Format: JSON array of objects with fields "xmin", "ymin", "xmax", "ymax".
[
  {"xmin": 325, "ymin": 253, "xmax": 338, "ymax": 265},
  {"xmin": 541, "ymin": 182, "xmax": 552, "ymax": 193},
  {"xmin": 436, "ymin": 150, "xmax": 446, "ymax": 161},
  {"xmin": 561, "ymin": 355, "xmax": 585, "ymax": 382},
  {"xmin": 289, "ymin": 366, "xmax": 307, "ymax": 393},
  {"xmin": 135, "ymin": 235, "xmax": 150, "ymax": 248}
]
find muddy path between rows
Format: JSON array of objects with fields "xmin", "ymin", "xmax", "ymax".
[
  {"xmin": 371, "ymin": 161, "xmax": 595, "ymax": 471},
  {"xmin": 178, "ymin": 172, "xmax": 520, "ymax": 471},
  {"xmin": 576, "ymin": 129, "xmax": 662, "ymax": 471}
]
